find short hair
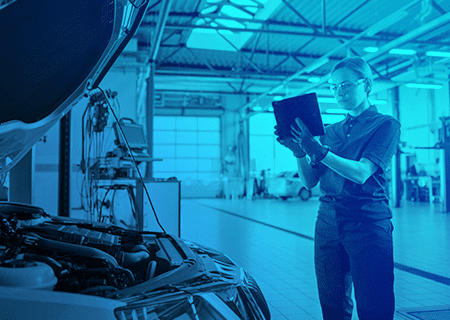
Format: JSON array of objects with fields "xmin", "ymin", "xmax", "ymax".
[{"xmin": 331, "ymin": 56, "xmax": 373, "ymax": 94}]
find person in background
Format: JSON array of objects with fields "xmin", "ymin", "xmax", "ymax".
[{"xmin": 275, "ymin": 56, "xmax": 401, "ymax": 320}]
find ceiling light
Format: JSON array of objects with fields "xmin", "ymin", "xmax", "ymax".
[
  {"xmin": 370, "ymin": 99, "xmax": 387, "ymax": 105},
  {"xmin": 363, "ymin": 47, "xmax": 379, "ymax": 53},
  {"xmin": 317, "ymin": 97, "xmax": 336, "ymax": 103},
  {"xmin": 425, "ymin": 51, "xmax": 450, "ymax": 58},
  {"xmin": 252, "ymin": 106, "xmax": 263, "ymax": 111},
  {"xmin": 273, "ymin": 96, "xmax": 284, "ymax": 101},
  {"xmin": 389, "ymin": 48, "xmax": 417, "ymax": 55},
  {"xmin": 308, "ymin": 77, "xmax": 321, "ymax": 83},
  {"xmin": 405, "ymin": 83, "xmax": 442, "ymax": 89},
  {"xmin": 268, "ymin": 106, "xmax": 274, "ymax": 112},
  {"xmin": 325, "ymin": 109, "xmax": 348, "ymax": 114}
]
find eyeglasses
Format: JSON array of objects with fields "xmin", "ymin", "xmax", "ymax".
[{"xmin": 329, "ymin": 79, "xmax": 365, "ymax": 93}]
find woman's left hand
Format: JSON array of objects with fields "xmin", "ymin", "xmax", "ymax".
[{"xmin": 291, "ymin": 118, "xmax": 330, "ymax": 164}]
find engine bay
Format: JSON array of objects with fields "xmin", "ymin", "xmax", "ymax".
[{"xmin": 0, "ymin": 202, "xmax": 190, "ymax": 297}]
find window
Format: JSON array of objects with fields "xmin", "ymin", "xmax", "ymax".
[{"xmin": 153, "ymin": 116, "xmax": 221, "ymax": 181}]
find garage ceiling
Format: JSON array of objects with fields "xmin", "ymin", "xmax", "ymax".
[{"xmin": 114, "ymin": 0, "xmax": 450, "ymax": 113}]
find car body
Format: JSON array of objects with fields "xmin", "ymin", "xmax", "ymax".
[
  {"xmin": 0, "ymin": 1, "xmax": 270, "ymax": 319},
  {"xmin": 266, "ymin": 171, "xmax": 320, "ymax": 200},
  {"xmin": 0, "ymin": 202, "xmax": 270, "ymax": 319}
]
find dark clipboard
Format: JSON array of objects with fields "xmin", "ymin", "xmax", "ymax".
[{"xmin": 272, "ymin": 92, "xmax": 325, "ymax": 137}]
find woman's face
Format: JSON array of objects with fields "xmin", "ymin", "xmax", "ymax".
[{"xmin": 330, "ymin": 67, "xmax": 368, "ymax": 111}]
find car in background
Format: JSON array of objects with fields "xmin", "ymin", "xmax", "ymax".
[
  {"xmin": 0, "ymin": 1, "xmax": 270, "ymax": 319},
  {"xmin": 266, "ymin": 171, "xmax": 320, "ymax": 201}
]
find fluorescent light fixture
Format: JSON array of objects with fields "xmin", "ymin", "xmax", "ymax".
[
  {"xmin": 325, "ymin": 108, "xmax": 348, "ymax": 114},
  {"xmin": 319, "ymin": 97, "xmax": 387, "ymax": 105},
  {"xmin": 273, "ymin": 96, "xmax": 284, "ymax": 101},
  {"xmin": 363, "ymin": 47, "xmax": 379, "ymax": 53},
  {"xmin": 322, "ymin": 114, "xmax": 347, "ymax": 124},
  {"xmin": 308, "ymin": 77, "xmax": 321, "ymax": 83},
  {"xmin": 389, "ymin": 48, "xmax": 417, "ymax": 55},
  {"xmin": 317, "ymin": 97, "xmax": 337, "ymax": 103},
  {"xmin": 305, "ymin": 58, "xmax": 330, "ymax": 73},
  {"xmin": 426, "ymin": 51, "xmax": 450, "ymax": 58},
  {"xmin": 370, "ymin": 99, "xmax": 387, "ymax": 105},
  {"xmin": 252, "ymin": 106, "xmax": 263, "ymax": 111},
  {"xmin": 405, "ymin": 83, "xmax": 442, "ymax": 89},
  {"xmin": 268, "ymin": 106, "xmax": 274, "ymax": 112}
]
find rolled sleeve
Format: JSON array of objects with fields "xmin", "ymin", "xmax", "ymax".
[{"xmin": 361, "ymin": 119, "xmax": 401, "ymax": 172}]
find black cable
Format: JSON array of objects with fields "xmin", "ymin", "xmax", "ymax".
[
  {"xmin": 97, "ymin": 87, "xmax": 166, "ymax": 233},
  {"xmin": 98, "ymin": 187, "xmax": 111, "ymax": 222}
]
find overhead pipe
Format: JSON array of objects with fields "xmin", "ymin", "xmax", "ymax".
[
  {"xmin": 238, "ymin": 0, "xmax": 423, "ymax": 118},
  {"xmin": 150, "ymin": 0, "xmax": 174, "ymax": 62},
  {"xmin": 137, "ymin": 0, "xmax": 173, "ymax": 113}
]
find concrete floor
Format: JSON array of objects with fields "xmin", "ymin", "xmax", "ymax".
[{"xmin": 179, "ymin": 197, "xmax": 450, "ymax": 320}]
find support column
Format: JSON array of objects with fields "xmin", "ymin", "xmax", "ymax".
[
  {"xmin": 391, "ymin": 87, "xmax": 402, "ymax": 207},
  {"xmin": 145, "ymin": 63, "xmax": 155, "ymax": 179},
  {"xmin": 59, "ymin": 112, "xmax": 71, "ymax": 217}
]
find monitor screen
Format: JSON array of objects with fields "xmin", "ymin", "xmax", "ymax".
[{"xmin": 117, "ymin": 124, "xmax": 148, "ymax": 149}]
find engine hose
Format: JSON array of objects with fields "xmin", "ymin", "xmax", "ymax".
[
  {"xmin": 146, "ymin": 260, "xmax": 157, "ymax": 280},
  {"xmin": 22, "ymin": 254, "xmax": 62, "ymax": 277},
  {"xmin": 20, "ymin": 233, "xmax": 119, "ymax": 268}
]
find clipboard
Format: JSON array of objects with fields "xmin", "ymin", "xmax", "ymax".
[{"xmin": 272, "ymin": 92, "xmax": 325, "ymax": 137}]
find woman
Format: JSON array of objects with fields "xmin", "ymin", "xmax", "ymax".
[{"xmin": 275, "ymin": 56, "xmax": 400, "ymax": 320}]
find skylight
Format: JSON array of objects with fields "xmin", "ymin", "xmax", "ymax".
[{"xmin": 187, "ymin": 0, "xmax": 281, "ymax": 52}]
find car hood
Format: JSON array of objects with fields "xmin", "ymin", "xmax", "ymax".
[{"xmin": 0, "ymin": 0, "xmax": 150, "ymax": 175}]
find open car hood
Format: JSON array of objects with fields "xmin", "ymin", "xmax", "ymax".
[{"xmin": 0, "ymin": 0, "xmax": 150, "ymax": 175}]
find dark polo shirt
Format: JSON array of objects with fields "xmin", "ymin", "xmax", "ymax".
[{"xmin": 316, "ymin": 105, "xmax": 401, "ymax": 222}]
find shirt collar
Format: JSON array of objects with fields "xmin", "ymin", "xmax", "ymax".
[{"xmin": 345, "ymin": 105, "xmax": 378, "ymax": 124}]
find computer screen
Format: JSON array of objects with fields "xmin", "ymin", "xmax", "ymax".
[{"xmin": 114, "ymin": 123, "xmax": 148, "ymax": 149}]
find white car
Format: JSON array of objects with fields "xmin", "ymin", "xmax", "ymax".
[
  {"xmin": 0, "ymin": 1, "xmax": 270, "ymax": 319},
  {"xmin": 267, "ymin": 171, "xmax": 320, "ymax": 201}
]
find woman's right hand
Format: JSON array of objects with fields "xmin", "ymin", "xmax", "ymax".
[{"xmin": 274, "ymin": 125, "xmax": 306, "ymax": 158}]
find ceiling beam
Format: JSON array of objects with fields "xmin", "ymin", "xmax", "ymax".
[
  {"xmin": 238, "ymin": 0, "xmax": 424, "ymax": 117},
  {"xmin": 242, "ymin": 9, "xmax": 450, "ymax": 119},
  {"xmin": 138, "ymin": 23, "xmax": 449, "ymax": 47}
]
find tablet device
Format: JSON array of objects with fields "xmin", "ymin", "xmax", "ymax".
[{"xmin": 272, "ymin": 92, "xmax": 325, "ymax": 137}]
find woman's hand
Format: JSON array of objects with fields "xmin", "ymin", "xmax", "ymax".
[
  {"xmin": 274, "ymin": 125, "xmax": 306, "ymax": 158},
  {"xmin": 291, "ymin": 118, "xmax": 329, "ymax": 164}
]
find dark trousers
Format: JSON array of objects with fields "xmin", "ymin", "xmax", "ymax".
[{"xmin": 314, "ymin": 213, "xmax": 395, "ymax": 320}]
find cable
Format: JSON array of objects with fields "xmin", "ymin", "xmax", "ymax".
[{"xmin": 97, "ymin": 87, "xmax": 166, "ymax": 234}]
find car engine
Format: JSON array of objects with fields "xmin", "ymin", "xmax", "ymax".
[{"xmin": 0, "ymin": 202, "xmax": 177, "ymax": 297}]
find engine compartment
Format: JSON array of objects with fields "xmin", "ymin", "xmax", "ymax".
[{"xmin": 0, "ymin": 202, "xmax": 188, "ymax": 297}]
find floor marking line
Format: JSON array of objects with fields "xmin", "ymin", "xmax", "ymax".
[{"xmin": 192, "ymin": 200, "xmax": 450, "ymax": 287}]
